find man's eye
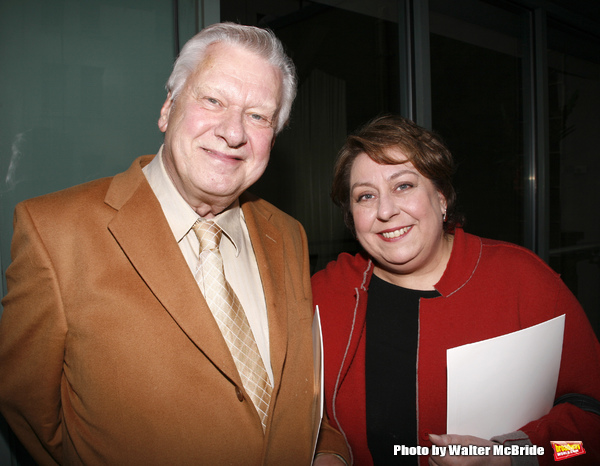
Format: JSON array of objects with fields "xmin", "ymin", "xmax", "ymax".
[{"xmin": 249, "ymin": 113, "xmax": 273, "ymax": 127}]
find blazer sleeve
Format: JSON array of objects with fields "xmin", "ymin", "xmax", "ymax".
[
  {"xmin": 315, "ymin": 411, "xmax": 352, "ymax": 464},
  {"xmin": 0, "ymin": 202, "xmax": 66, "ymax": 466}
]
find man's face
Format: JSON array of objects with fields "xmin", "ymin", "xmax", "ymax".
[{"xmin": 158, "ymin": 42, "xmax": 282, "ymax": 217}]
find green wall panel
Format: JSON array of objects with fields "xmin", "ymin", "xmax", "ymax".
[
  {"xmin": 0, "ymin": 1, "xmax": 178, "ymax": 463},
  {"xmin": 1, "ymin": 0, "xmax": 176, "ymax": 299}
]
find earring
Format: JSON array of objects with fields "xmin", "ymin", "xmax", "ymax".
[{"xmin": 442, "ymin": 211, "xmax": 447, "ymax": 222}]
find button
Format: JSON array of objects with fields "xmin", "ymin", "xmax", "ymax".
[
  {"xmin": 235, "ymin": 386, "xmax": 244, "ymax": 402},
  {"xmin": 421, "ymin": 431, "xmax": 430, "ymax": 441}
]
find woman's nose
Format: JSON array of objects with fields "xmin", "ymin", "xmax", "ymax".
[{"xmin": 377, "ymin": 193, "xmax": 400, "ymax": 221}]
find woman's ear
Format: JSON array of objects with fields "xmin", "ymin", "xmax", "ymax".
[
  {"xmin": 438, "ymin": 192, "xmax": 447, "ymax": 212},
  {"xmin": 439, "ymin": 192, "xmax": 448, "ymax": 220}
]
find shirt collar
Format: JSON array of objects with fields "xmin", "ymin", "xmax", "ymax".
[
  {"xmin": 213, "ymin": 202, "xmax": 244, "ymax": 257},
  {"xmin": 143, "ymin": 145, "xmax": 243, "ymax": 256}
]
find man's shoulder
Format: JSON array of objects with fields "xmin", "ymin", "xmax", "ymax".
[
  {"xmin": 18, "ymin": 155, "xmax": 151, "ymax": 216},
  {"xmin": 240, "ymin": 191, "xmax": 302, "ymax": 230},
  {"xmin": 19, "ymin": 176, "xmax": 114, "ymax": 214},
  {"xmin": 11, "ymin": 176, "xmax": 118, "ymax": 246}
]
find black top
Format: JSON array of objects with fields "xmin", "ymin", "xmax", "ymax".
[{"xmin": 365, "ymin": 274, "xmax": 439, "ymax": 464}]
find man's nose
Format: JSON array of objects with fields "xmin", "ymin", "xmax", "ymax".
[{"xmin": 215, "ymin": 110, "xmax": 248, "ymax": 149}]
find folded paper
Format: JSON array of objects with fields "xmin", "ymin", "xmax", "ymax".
[{"xmin": 447, "ymin": 314, "xmax": 565, "ymax": 439}]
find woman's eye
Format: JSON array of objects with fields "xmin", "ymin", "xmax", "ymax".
[
  {"xmin": 206, "ymin": 97, "xmax": 219, "ymax": 105},
  {"xmin": 396, "ymin": 183, "xmax": 413, "ymax": 191},
  {"xmin": 357, "ymin": 193, "xmax": 374, "ymax": 202}
]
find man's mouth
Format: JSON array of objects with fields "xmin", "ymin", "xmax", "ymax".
[{"xmin": 204, "ymin": 148, "xmax": 243, "ymax": 161}]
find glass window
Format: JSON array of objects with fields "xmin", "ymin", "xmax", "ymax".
[
  {"xmin": 547, "ymin": 20, "xmax": 600, "ymax": 334},
  {"xmin": 221, "ymin": 1, "xmax": 401, "ymax": 271},
  {"xmin": 429, "ymin": 0, "xmax": 528, "ymax": 246}
]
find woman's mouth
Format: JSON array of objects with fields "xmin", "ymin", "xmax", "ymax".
[{"xmin": 381, "ymin": 226, "xmax": 411, "ymax": 239}]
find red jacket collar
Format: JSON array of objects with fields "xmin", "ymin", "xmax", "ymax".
[{"xmin": 323, "ymin": 228, "xmax": 482, "ymax": 297}]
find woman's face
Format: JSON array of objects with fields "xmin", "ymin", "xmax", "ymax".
[{"xmin": 350, "ymin": 150, "xmax": 450, "ymax": 287}]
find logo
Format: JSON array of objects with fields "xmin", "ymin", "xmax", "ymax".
[{"xmin": 551, "ymin": 441, "xmax": 586, "ymax": 461}]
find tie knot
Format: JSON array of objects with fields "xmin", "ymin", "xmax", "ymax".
[{"xmin": 193, "ymin": 220, "xmax": 222, "ymax": 252}]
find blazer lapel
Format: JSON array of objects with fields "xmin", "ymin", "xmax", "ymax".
[
  {"xmin": 104, "ymin": 156, "xmax": 243, "ymax": 386},
  {"xmin": 241, "ymin": 196, "xmax": 288, "ymax": 392}
]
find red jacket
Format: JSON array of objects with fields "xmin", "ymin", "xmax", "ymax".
[{"xmin": 312, "ymin": 228, "xmax": 600, "ymax": 465}]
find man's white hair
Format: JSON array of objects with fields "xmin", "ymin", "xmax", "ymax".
[{"xmin": 166, "ymin": 22, "xmax": 297, "ymax": 134}]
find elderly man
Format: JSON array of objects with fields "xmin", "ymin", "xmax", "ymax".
[{"xmin": 0, "ymin": 22, "xmax": 348, "ymax": 465}]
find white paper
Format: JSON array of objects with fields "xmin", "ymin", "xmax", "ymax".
[
  {"xmin": 311, "ymin": 306, "xmax": 325, "ymax": 464},
  {"xmin": 446, "ymin": 314, "xmax": 565, "ymax": 439}
]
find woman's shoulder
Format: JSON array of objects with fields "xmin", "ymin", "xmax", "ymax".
[
  {"xmin": 466, "ymin": 232, "xmax": 561, "ymax": 284},
  {"xmin": 312, "ymin": 252, "xmax": 372, "ymax": 327},
  {"xmin": 313, "ymin": 251, "xmax": 370, "ymax": 279},
  {"xmin": 312, "ymin": 251, "xmax": 371, "ymax": 292}
]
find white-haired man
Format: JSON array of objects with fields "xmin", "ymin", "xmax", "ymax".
[{"xmin": 0, "ymin": 22, "xmax": 349, "ymax": 465}]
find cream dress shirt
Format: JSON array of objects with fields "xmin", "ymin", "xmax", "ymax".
[{"xmin": 143, "ymin": 147, "xmax": 273, "ymax": 384}]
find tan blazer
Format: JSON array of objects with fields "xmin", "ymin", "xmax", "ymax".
[{"xmin": 0, "ymin": 156, "xmax": 345, "ymax": 465}]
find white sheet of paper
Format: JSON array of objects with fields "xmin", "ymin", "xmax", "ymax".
[
  {"xmin": 311, "ymin": 306, "xmax": 324, "ymax": 463},
  {"xmin": 446, "ymin": 314, "xmax": 565, "ymax": 439}
]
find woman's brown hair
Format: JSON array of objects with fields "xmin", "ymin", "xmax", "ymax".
[{"xmin": 331, "ymin": 114, "xmax": 464, "ymax": 234}]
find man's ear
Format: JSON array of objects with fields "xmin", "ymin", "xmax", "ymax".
[{"xmin": 158, "ymin": 92, "xmax": 174, "ymax": 133}]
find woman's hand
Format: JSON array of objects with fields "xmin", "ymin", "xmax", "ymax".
[{"xmin": 428, "ymin": 433, "xmax": 511, "ymax": 466}]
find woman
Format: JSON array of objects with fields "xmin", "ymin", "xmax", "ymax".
[{"xmin": 312, "ymin": 115, "xmax": 600, "ymax": 465}]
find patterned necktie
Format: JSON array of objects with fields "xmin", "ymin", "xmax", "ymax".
[{"xmin": 192, "ymin": 219, "xmax": 272, "ymax": 431}]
